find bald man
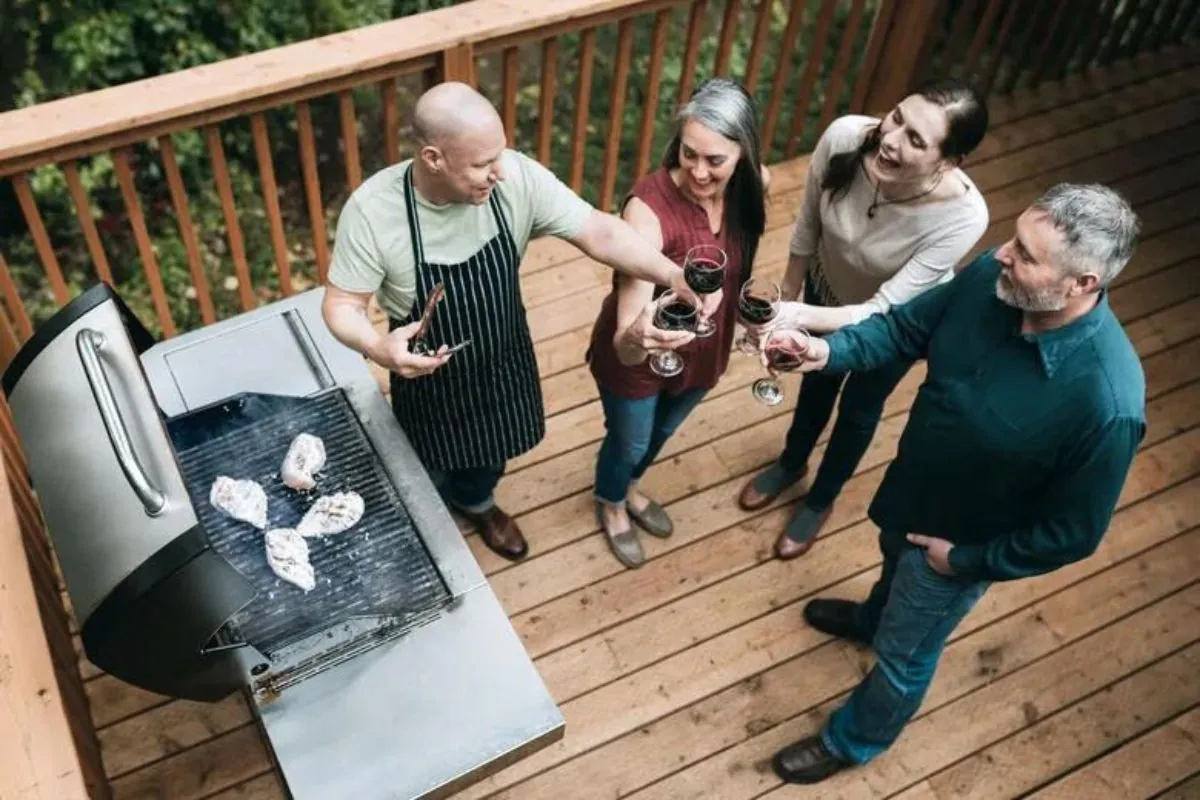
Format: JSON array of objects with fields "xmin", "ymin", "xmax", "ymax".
[{"xmin": 322, "ymin": 82, "xmax": 699, "ymax": 561}]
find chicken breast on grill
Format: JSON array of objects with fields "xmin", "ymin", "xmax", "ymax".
[
  {"xmin": 264, "ymin": 528, "xmax": 315, "ymax": 592},
  {"xmin": 297, "ymin": 491, "xmax": 365, "ymax": 537},
  {"xmin": 281, "ymin": 433, "xmax": 326, "ymax": 491},
  {"xmin": 210, "ymin": 476, "xmax": 269, "ymax": 530}
]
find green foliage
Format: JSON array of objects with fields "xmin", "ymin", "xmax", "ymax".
[{"xmin": 2, "ymin": 0, "xmax": 879, "ymax": 337}]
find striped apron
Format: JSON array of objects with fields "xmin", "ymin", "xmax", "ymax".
[{"xmin": 388, "ymin": 167, "xmax": 545, "ymax": 472}]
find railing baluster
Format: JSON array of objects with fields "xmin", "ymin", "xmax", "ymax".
[
  {"xmin": 250, "ymin": 113, "xmax": 295, "ymax": 297},
  {"xmin": 538, "ymin": 38, "xmax": 559, "ymax": 166},
  {"xmin": 677, "ymin": 0, "xmax": 707, "ymax": 105},
  {"xmin": 1099, "ymin": 0, "xmax": 1145, "ymax": 64},
  {"xmin": 1173, "ymin": 0, "xmax": 1200, "ymax": 44},
  {"xmin": 1027, "ymin": 0, "xmax": 1075, "ymax": 85},
  {"xmin": 339, "ymin": 90, "xmax": 363, "ymax": 191},
  {"xmin": 158, "ymin": 135, "xmax": 216, "ymax": 326},
  {"xmin": 11, "ymin": 174, "xmax": 70, "ymax": 306},
  {"xmin": 962, "ymin": 0, "xmax": 1007, "ymax": 81},
  {"xmin": 203, "ymin": 126, "xmax": 257, "ymax": 312},
  {"xmin": 0, "ymin": 304, "xmax": 20, "ymax": 369},
  {"xmin": 0, "ymin": 400, "xmax": 29, "ymax": 484},
  {"xmin": 600, "ymin": 19, "xmax": 635, "ymax": 212},
  {"xmin": 1124, "ymin": 0, "xmax": 1165, "ymax": 56},
  {"xmin": 980, "ymin": 0, "xmax": 1026, "ymax": 95},
  {"xmin": 997, "ymin": 0, "xmax": 1047, "ymax": 94},
  {"xmin": 786, "ymin": 0, "xmax": 839, "ymax": 157},
  {"xmin": 381, "ymin": 78, "xmax": 400, "ymax": 165},
  {"xmin": 635, "ymin": 10, "xmax": 672, "ymax": 178},
  {"xmin": 815, "ymin": 0, "xmax": 868, "ymax": 134},
  {"xmin": 1076, "ymin": 0, "xmax": 1117, "ymax": 72},
  {"xmin": 1145, "ymin": 0, "xmax": 1188, "ymax": 51},
  {"xmin": 714, "ymin": 0, "xmax": 741, "ymax": 77},
  {"xmin": 112, "ymin": 147, "xmax": 177, "ymax": 336},
  {"xmin": 763, "ymin": 0, "xmax": 806, "ymax": 157},
  {"xmin": 742, "ymin": 0, "xmax": 774, "ymax": 94},
  {"xmin": 502, "ymin": 47, "xmax": 519, "ymax": 145},
  {"xmin": 0, "ymin": 252, "xmax": 31, "ymax": 340},
  {"xmin": 850, "ymin": 0, "xmax": 900, "ymax": 113},
  {"xmin": 61, "ymin": 162, "xmax": 114, "ymax": 287},
  {"xmin": 295, "ymin": 102, "xmax": 330, "ymax": 284},
  {"xmin": 570, "ymin": 29, "xmax": 597, "ymax": 192},
  {"xmin": 939, "ymin": 0, "xmax": 982, "ymax": 76}
]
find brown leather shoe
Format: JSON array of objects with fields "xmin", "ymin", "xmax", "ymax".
[
  {"xmin": 738, "ymin": 462, "xmax": 809, "ymax": 512},
  {"xmin": 463, "ymin": 506, "xmax": 528, "ymax": 561},
  {"xmin": 772, "ymin": 734, "xmax": 849, "ymax": 784},
  {"xmin": 773, "ymin": 503, "xmax": 834, "ymax": 560}
]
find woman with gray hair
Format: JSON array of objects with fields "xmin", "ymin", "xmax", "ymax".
[{"xmin": 586, "ymin": 77, "xmax": 769, "ymax": 568}]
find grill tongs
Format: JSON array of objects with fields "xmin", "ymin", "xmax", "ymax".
[{"xmin": 409, "ymin": 283, "xmax": 444, "ymax": 357}]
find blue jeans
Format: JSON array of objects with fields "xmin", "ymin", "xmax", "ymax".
[
  {"xmin": 780, "ymin": 283, "xmax": 912, "ymax": 510},
  {"xmin": 594, "ymin": 387, "xmax": 707, "ymax": 504},
  {"xmin": 821, "ymin": 533, "xmax": 990, "ymax": 764},
  {"xmin": 428, "ymin": 463, "xmax": 505, "ymax": 514}
]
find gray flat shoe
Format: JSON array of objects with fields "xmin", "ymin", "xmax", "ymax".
[
  {"xmin": 737, "ymin": 460, "xmax": 809, "ymax": 511},
  {"xmin": 596, "ymin": 502, "xmax": 645, "ymax": 569},
  {"xmin": 627, "ymin": 497, "xmax": 673, "ymax": 538}
]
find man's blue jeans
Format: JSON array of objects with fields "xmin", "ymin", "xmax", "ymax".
[
  {"xmin": 428, "ymin": 464, "xmax": 506, "ymax": 514},
  {"xmin": 594, "ymin": 387, "xmax": 707, "ymax": 504},
  {"xmin": 822, "ymin": 533, "xmax": 991, "ymax": 763}
]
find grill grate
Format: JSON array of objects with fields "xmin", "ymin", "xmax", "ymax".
[{"xmin": 167, "ymin": 390, "xmax": 451, "ymax": 662}]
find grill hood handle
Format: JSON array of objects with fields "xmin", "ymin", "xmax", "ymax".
[{"xmin": 76, "ymin": 328, "xmax": 167, "ymax": 516}]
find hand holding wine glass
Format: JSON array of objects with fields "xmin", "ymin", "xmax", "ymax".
[
  {"xmin": 622, "ymin": 292, "xmax": 696, "ymax": 355},
  {"xmin": 683, "ymin": 245, "xmax": 727, "ymax": 338},
  {"xmin": 646, "ymin": 291, "xmax": 701, "ymax": 377},
  {"xmin": 757, "ymin": 330, "xmax": 829, "ymax": 373},
  {"xmin": 736, "ymin": 277, "xmax": 782, "ymax": 354}
]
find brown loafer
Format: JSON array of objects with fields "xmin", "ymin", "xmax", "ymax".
[
  {"xmin": 462, "ymin": 506, "xmax": 528, "ymax": 561},
  {"xmin": 738, "ymin": 462, "xmax": 809, "ymax": 512},
  {"xmin": 773, "ymin": 503, "xmax": 834, "ymax": 561},
  {"xmin": 772, "ymin": 734, "xmax": 849, "ymax": 784}
]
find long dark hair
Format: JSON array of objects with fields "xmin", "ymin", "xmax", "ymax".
[
  {"xmin": 662, "ymin": 77, "xmax": 766, "ymax": 284},
  {"xmin": 822, "ymin": 78, "xmax": 988, "ymax": 201}
]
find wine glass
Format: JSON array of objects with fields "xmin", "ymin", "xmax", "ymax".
[
  {"xmin": 751, "ymin": 328, "xmax": 812, "ymax": 406},
  {"xmin": 735, "ymin": 277, "xmax": 782, "ymax": 355},
  {"xmin": 648, "ymin": 295, "xmax": 699, "ymax": 378},
  {"xmin": 683, "ymin": 245, "xmax": 727, "ymax": 339}
]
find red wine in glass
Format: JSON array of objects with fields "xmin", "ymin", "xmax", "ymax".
[
  {"xmin": 752, "ymin": 329, "xmax": 810, "ymax": 406},
  {"xmin": 682, "ymin": 245, "xmax": 727, "ymax": 338},
  {"xmin": 736, "ymin": 277, "xmax": 782, "ymax": 355},
  {"xmin": 648, "ymin": 297, "xmax": 698, "ymax": 377}
]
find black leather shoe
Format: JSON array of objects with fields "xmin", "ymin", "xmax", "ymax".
[
  {"xmin": 772, "ymin": 735, "xmax": 849, "ymax": 784},
  {"xmin": 803, "ymin": 598, "xmax": 873, "ymax": 646}
]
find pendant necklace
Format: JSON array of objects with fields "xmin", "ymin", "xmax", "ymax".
[{"xmin": 867, "ymin": 172, "xmax": 944, "ymax": 219}]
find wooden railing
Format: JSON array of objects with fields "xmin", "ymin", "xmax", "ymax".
[{"xmin": 0, "ymin": 0, "xmax": 1195, "ymax": 796}]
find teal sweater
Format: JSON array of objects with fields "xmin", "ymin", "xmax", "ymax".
[{"xmin": 824, "ymin": 252, "xmax": 1146, "ymax": 582}]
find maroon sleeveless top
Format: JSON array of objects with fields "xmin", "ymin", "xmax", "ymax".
[{"xmin": 587, "ymin": 168, "xmax": 744, "ymax": 400}]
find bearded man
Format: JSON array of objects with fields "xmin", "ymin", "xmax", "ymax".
[{"xmin": 764, "ymin": 182, "xmax": 1146, "ymax": 784}]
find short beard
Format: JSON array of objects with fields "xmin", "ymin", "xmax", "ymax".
[{"xmin": 994, "ymin": 275, "xmax": 1068, "ymax": 313}]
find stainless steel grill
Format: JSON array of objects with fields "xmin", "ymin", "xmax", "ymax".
[
  {"xmin": 167, "ymin": 389, "xmax": 452, "ymax": 692},
  {"xmin": 5, "ymin": 284, "xmax": 564, "ymax": 800}
]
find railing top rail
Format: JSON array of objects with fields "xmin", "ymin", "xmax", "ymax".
[{"xmin": 0, "ymin": 0, "xmax": 659, "ymax": 169}]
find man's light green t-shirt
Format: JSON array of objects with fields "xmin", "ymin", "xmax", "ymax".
[{"xmin": 328, "ymin": 149, "xmax": 594, "ymax": 319}]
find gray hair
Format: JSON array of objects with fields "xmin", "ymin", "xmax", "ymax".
[
  {"xmin": 670, "ymin": 77, "xmax": 763, "ymax": 173},
  {"xmin": 662, "ymin": 77, "xmax": 766, "ymax": 281},
  {"xmin": 1031, "ymin": 183, "xmax": 1141, "ymax": 285}
]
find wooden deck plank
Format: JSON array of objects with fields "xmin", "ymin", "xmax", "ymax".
[
  {"xmin": 80, "ymin": 54, "xmax": 1200, "ymax": 800},
  {"xmin": 1155, "ymin": 772, "xmax": 1200, "ymax": 799},
  {"xmin": 605, "ymin": 476, "xmax": 1200, "ymax": 800},
  {"xmin": 910, "ymin": 635, "xmax": 1200, "ymax": 799},
  {"xmin": 470, "ymin": 573, "xmax": 1200, "ymax": 800},
  {"xmin": 454, "ymin": 422, "xmax": 1200, "ymax": 797},
  {"xmin": 1024, "ymin": 706, "xmax": 1200, "ymax": 799}
]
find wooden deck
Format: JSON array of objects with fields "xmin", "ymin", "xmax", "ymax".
[{"xmin": 77, "ymin": 46, "xmax": 1200, "ymax": 800}]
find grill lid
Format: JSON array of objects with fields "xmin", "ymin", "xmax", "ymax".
[{"xmin": 3, "ymin": 284, "xmax": 263, "ymax": 701}]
